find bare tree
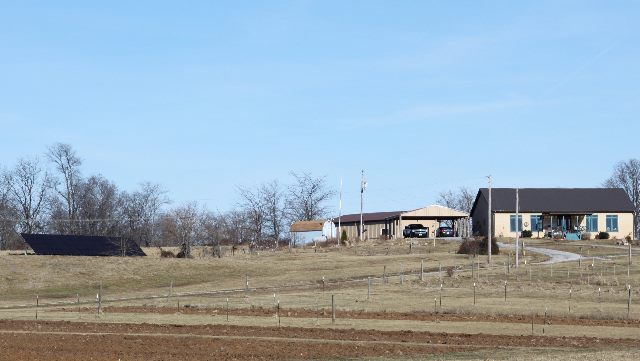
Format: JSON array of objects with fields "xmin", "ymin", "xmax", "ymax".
[
  {"xmin": 286, "ymin": 172, "xmax": 335, "ymax": 222},
  {"xmin": 225, "ymin": 209, "xmax": 250, "ymax": 245},
  {"xmin": 0, "ymin": 168, "xmax": 21, "ymax": 248},
  {"xmin": 161, "ymin": 202, "xmax": 200, "ymax": 257},
  {"xmin": 437, "ymin": 187, "xmax": 475, "ymax": 229},
  {"xmin": 4, "ymin": 158, "xmax": 51, "ymax": 234},
  {"xmin": 76, "ymin": 175, "xmax": 121, "ymax": 236},
  {"xmin": 237, "ymin": 185, "xmax": 266, "ymax": 246},
  {"xmin": 605, "ymin": 159, "xmax": 640, "ymax": 237},
  {"xmin": 437, "ymin": 187, "xmax": 475, "ymax": 213},
  {"xmin": 261, "ymin": 180, "xmax": 285, "ymax": 245},
  {"xmin": 46, "ymin": 143, "xmax": 82, "ymax": 233},
  {"xmin": 121, "ymin": 182, "xmax": 169, "ymax": 246}
]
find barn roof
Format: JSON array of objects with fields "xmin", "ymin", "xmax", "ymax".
[{"xmin": 21, "ymin": 233, "xmax": 146, "ymax": 256}]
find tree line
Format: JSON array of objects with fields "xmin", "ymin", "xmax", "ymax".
[{"xmin": 0, "ymin": 143, "xmax": 334, "ymax": 250}]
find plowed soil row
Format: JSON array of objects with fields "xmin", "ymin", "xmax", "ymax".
[
  {"xmin": 0, "ymin": 320, "xmax": 637, "ymax": 361},
  {"xmin": 82, "ymin": 305, "xmax": 640, "ymax": 328}
]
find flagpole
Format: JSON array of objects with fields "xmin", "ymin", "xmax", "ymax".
[
  {"xmin": 360, "ymin": 170, "xmax": 365, "ymax": 242},
  {"xmin": 338, "ymin": 177, "xmax": 342, "ymax": 247},
  {"xmin": 516, "ymin": 188, "xmax": 519, "ymax": 268}
]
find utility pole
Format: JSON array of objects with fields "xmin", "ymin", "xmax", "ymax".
[
  {"xmin": 338, "ymin": 176, "xmax": 342, "ymax": 247},
  {"xmin": 487, "ymin": 175, "xmax": 492, "ymax": 264},
  {"xmin": 515, "ymin": 188, "xmax": 519, "ymax": 268},
  {"xmin": 360, "ymin": 170, "xmax": 367, "ymax": 242}
]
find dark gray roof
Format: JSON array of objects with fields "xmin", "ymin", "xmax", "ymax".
[
  {"xmin": 471, "ymin": 188, "xmax": 635, "ymax": 214},
  {"xmin": 333, "ymin": 211, "xmax": 403, "ymax": 223},
  {"xmin": 21, "ymin": 233, "xmax": 146, "ymax": 256}
]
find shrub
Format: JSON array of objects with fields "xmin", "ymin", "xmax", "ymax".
[
  {"xmin": 446, "ymin": 266, "xmax": 455, "ymax": 277},
  {"xmin": 340, "ymin": 229, "xmax": 348, "ymax": 242},
  {"xmin": 581, "ymin": 232, "xmax": 592, "ymax": 240},
  {"xmin": 625, "ymin": 235, "xmax": 632, "ymax": 242},
  {"xmin": 159, "ymin": 247, "xmax": 175, "ymax": 258},
  {"xmin": 457, "ymin": 237, "xmax": 499, "ymax": 255},
  {"xmin": 597, "ymin": 232, "xmax": 610, "ymax": 240},
  {"xmin": 457, "ymin": 240, "xmax": 481, "ymax": 255},
  {"xmin": 484, "ymin": 237, "xmax": 500, "ymax": 255},
  {"xmin": 521, "ymin": 230, "xmax": 533, "ymax": 238}
]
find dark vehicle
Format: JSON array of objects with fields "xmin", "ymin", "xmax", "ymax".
[
  {"xmin": 436, "ymin": 226, "xmax": 454, "ymax": 237},
  {"xmin": 403, "ymin": 224, "xmax": 429, "ymax": 238}
]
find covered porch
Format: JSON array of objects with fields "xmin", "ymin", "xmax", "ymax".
[{"xmin": 541, "ymin": 213, "xmax": 589, "ymax": 240}]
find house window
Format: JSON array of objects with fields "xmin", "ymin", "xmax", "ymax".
[
  {"xmin": 606, "ymin": 215, "xmax": 618, "ymax": 232},
  {"xmin": 510, "ymin": 215, "xmax": 523, "ymax": 232},
  {"xmin": 586, "ymin": 215, "xmax": 598, "ymax": 232},
  {"xmin": 530, "ymin": 215, "xmax": 543, "ymax": 231}
]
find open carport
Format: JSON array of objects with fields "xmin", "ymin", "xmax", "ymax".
[{"xmin": 384, "ymin": 205, "xmax": 470, "ymax": 239}]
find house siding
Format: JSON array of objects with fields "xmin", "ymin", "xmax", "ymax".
[{"xmin": 493, "ymin": 212, "xmax": 634, "ymax": 239}]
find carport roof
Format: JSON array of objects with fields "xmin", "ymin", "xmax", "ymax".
[
  {"xmin": 332, "ymin": 206, "xmax": 468, "ymax": 224},
  {"xmin": 333, "ymin": 211, "xmax": 404, "ymax": 223}
]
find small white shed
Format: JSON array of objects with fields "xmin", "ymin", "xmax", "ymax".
[{"xmin": 290, "ymin": 220, "xmax": 337, "ymax": 246}]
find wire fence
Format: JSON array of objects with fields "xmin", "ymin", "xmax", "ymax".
[{"xmin": 1, "ymin": 255, "xmax": 638, "ymax": 324}]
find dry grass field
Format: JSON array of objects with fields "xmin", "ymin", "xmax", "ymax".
[{"xmin": 0, "ymin": 237, "xmax": 638, "ymax": 360}]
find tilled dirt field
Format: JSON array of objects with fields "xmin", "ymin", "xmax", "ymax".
[
  {"xmin": 88, "ymin": 305, "xmax": 640, "ymax": 328},
  {"xmin": 0, "ymin": 319, "xmax": 637, "ymax": 361}
]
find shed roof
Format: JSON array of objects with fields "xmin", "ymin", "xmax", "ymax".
[
  {"xmin": 470, "ymin": 188, "xmax": 635, "ymax": 214},
  {"xmin": 290, "ymin": 220, "xmax": 325, "ymax": 232}
]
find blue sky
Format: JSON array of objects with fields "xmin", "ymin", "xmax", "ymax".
[{"xmin": 1, "ymin": 1, "xmax": 638, "ymax": 215}]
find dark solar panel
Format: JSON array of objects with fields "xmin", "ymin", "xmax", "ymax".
[{"xmin": 21, "ymin": 233, "xmax": 146, "ymax": 257}]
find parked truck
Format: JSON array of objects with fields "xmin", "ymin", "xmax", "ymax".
[{"xmin": 403, "ymin": 223, "xmax": 429, "ymax": 238}]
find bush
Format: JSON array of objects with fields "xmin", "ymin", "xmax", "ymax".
[
  {"xmin": 581, "ymin": 232, "xmax": 592, "ymax": 240},
  {"xmin": 521, "ymin": 230, "xmax": 532, "ymax": 238},
  {"xmin": 446, "ymin": 266, "xmax": 455, "ymax": 277},
  {"xmin": 340, "ymin": 229, "xmax": 348, "ymax": 242},
  {"xmin": 457, "ymin": 240, "xmax": 481, "ymax": 255},
  {"xmin": 625, "ymin": 235, "xmax": 632, "ymax": 242},
  {"xmin": 457, "ymin": 237, "xmax": 499, "ymax": 255},
  {"xmin": 159, "ymin": 247, "xmax": 175, "ymax": 258},
  {"xmin": 597, "ymin": 232, "xmax": 610, "ymax": 240}
]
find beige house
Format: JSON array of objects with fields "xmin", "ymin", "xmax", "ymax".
[
  {"xmin": 334, "ymin": 205, "xmax": 470, "ymax": 240},
  {"xmin": 470, "ymin": 188, "xmax": 635, "ymax": 240}
]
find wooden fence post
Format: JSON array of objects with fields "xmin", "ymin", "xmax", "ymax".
[
  {"xmin": 628, "ymin": 285, "xmax": 632, "ymax": 319},
  {"xmin": 98, "ymin": 284, "xmax": 102, "ymax": 315},
  {"xmin": 629, "ymin": 244, "xmax": 632, "ymax": 278},
  {"xmin": 473, "ymin": 282, "xmax": 476, "ymax": 305},
  {"xmin": 331, "ymin": 295, "xmax": 336, "ymax": 324}
]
